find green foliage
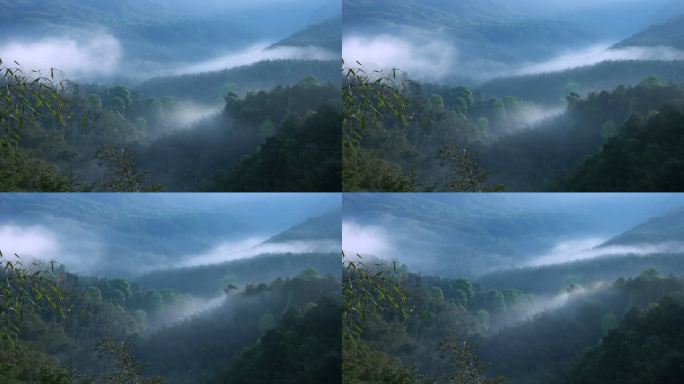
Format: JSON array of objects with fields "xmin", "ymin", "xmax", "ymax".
[
  {"xmin": 214, "ymin": 105, "xmax": 341, "ymax": 192},
  {"xmin": 480, "ymin": 79, "xmax": 684, "ymax": 190},
  {"xmin": 219, "ymin": 298, "xmax": 341, "ymax": 384},
  {"xmin": 96, "ymin": 144, "xmax": 162, "ymax": 192},
  {"xmin": 0, "ymin": 58, "xmax": 64, "ymax": 150},
  {"xmin": 342, "ymin": 255, "xmax": 409, "ymax": 338},
  {"xmin": 567, "ymin": 295, "xmax": 684, "ymax": 384},
  {"xmin": 438, "ymin": 337, "xmax": 506, "ymax": 384},
  {"xmin": 342, "ymin": 63, "xmax": 414, "ymax": 191},
  {"xmin": 0, "ymin": 252, "xmax": 65, "ymax": 343},
  {"xmin": 97, "ymin": 337, "xmax": 164, "ymax": 384},
  {"xmin": 438, "ymin": 144, "xmax": 504, "ymax": 192},
  {"xmin": 564, "ymin": 104, "xmax": 684, "ymax": 191}
]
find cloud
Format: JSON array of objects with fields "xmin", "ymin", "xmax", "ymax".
[
  {"xmin": 515, "ymin": 44, "xmax": 684, "ymax": 75},
  {"xmin": 511, "ymin": 282, "xmax": 608, "ymax": 325},
  {"xmin": 0, "ymin": 33, "xmax": 122, "ymax": 79},
  {"xmin": 160, "ymin": 102, "xmax": 223, "ymax": 131},
  {"xmin": 177, "ymin": 238, "xmax": 339, "ymax": 267},
  {"xmin": 526, "ymin": 238, "xmax": 684, "ymax": 267},
  {"xmin": 343, "ymin": 34, "xmax": 457, "ymax": 82},
  {"xmin": 0, "ymin": 225, "xmax": 60, "ymax": 259},
  {"xmin": 342, "ymin": 221, "xmax": 391, "ymax": 258},
  {"xmin": 173, "ymin": 44, "xmax": 337, "ymax": 75}
]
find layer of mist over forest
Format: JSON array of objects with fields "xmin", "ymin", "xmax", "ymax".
[
  {"xmin": 343, "ymin": 0, "xmax": 684, "ymax": 192},
  {"xmin": 0, "ymin": 193, "xmax": 341, "ymax": 383},
  {"xmin": 343, "ymin": 193, "xmax": 684, "ymax": 384},
  {"xmin": 1, "ymin": 0, "xmax": 342, "ymax": 192}
]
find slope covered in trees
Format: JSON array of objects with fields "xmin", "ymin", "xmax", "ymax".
[{"xmin": 615, "ymin": 14, "xmax": 684, "ymax": 50}]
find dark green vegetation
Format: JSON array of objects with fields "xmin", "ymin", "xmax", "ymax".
[
  {"xmin": 343, "ymin": 196, "xmax": 684, "ymax": 384},
  {"xmin": 2, "ymin": 68, "xmax": 341, "ymax": 191},
  {"xmin": 348, "ymin": 73, "xmax": 684, "ymax": 191},
  {"xmin": 0, "ymin": 256, "xmax": 340, "ymax": 384}
]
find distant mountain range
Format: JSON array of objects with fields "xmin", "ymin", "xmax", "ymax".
[
  {"xmin": 0, "ymin": 194, "xmax": 340, "ymax": 277},
  {"xmin": 272, "ymin": 16, "xmax": 341, "ymax": 52},
  {"xmin": 344, "ymin": 194, "xmax": 684, "ymax": 278},
  {"xmin": 616, "ymin": 14, "xmax": 684, "ymax": 50},
  {"xmin": 478, "ymin": 205, "xmax": 684, "ymax": 293},
  {"xmin": 0, "ymin": 0, "xmax": 341, "ymax": 81}
]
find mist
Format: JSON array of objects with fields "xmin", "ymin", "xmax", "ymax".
[
  {"xmin": 342, "ymin": 221, "xmax": 392, "ymax": 259},
  {"xmin": 160, "ymin": 102, "xmax": 222, "ymax": 131},
  {"xmin": 499, "ymin": 282, "xmax": 609, "ymax": 330},
  {"xmin": 173, "ymin": 44, "xmax": 338, "ymax": 76},
  {"xmin": 149, "ymin": 295, "xmax": 228, "ymax": 331},
  {"xmin": 514, "ymin": 44, "xmax": 684, "ymax": 76},
  {"xmin": 0, "ymin": 33, "xmax": 122, "ymax": 80},
  {"xmin": 0, "ymin": 224, "xmax": 59, "ymax": 259},
  {"xmin": 343, "ymin": 34, "xmax": 457, "ymax": 82},
  {"xmin": 176, "ymin": 238, "xmax": 340, "ymax": 268},
  {"xmin": 526, "ymin": 238, "xmax": 684, "ymax": 267}
]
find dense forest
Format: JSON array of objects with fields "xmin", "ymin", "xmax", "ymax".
[
  {"xmin": 0, "ymin": 255, "xmax": 341, "ymax": 383},
  {"xmin": 1, "ymin": 67, "xmax": 341, "ymax": 192},
  {"xmin": 343, "ymin": 69, "xmax": 684, "ymax": 192}
]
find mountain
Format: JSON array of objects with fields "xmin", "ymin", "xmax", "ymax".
[
  {"xmin": 345, "ymin": 194, "xmax": 684, "ymax": 278},
  {"xmin": 344, "ymin": 0, "xmax": 591, "ymax": 65},
  {"xmin": 135, "ymin": 252, "xmax": 339, "ymax": 297},
  {"xmin": 0, "ymin": 194, "xmax": 340, "ymax": 277},
  {"xmin": 0, "ymin": 0, "xmax": 256, "ymax": 62},
  {"xmin": 135, "ymin": 60, "xmax": 340, "ymax": 103},
  {"xmin": 478, "ymin": 206, "xmax": 684, "ymax": 293},
  {"xmin": 344, "ymin": 194, "xmax": 595, "ymax": 277},
  {"xmin": 271, "ymin": 16, "xmax": 342, "ymax": 52},
  {"xmin": 266, "ymin": 207, "xmax": 341, "ymax": 243},
  {"xmin": 0, "ymin": 0, "xmax": 340, "ymax": 81},
  {"xmin": 616, "ymin": 14, "xmax": 684, "ymax": 50},
  {"xmin": 478, "ymin": 60, "xmax": 684, "ymax": 105},
  {"xmin": 135, "ymin": 207, "xmax": 341, "ymax": 296},
  {"xmin": 603, "ymin": 206, "xmax": 684, "ymax": 246}
]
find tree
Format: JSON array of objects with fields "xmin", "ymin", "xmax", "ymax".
[
  {"xmin": 438, "ymin": 337, "xmax": 506, "ymax": 384},
  {"xmin": 342, "ymin": 253, "xmax": 409, "ymax": 337},
  {"xmin": 438, "ymin": 144, "xmax": 504, "ymax": 192},
  {"xmin": 342, "ymin": 62, "xmax": 413, "ymax": 191},
  {"xmin": 97, "ymin": 336, "xmax": 164, "ymax": 384},
  {"xmin": 0, "ymin": 58, "xmax": 65, "ymax": 151},
  {"xmin": 96, "ymin": 144, "xmax": 162, "ymax": 192},
  {"xmin": 0, "ymin": 251, "xmax": 65, "ymax": 343}
]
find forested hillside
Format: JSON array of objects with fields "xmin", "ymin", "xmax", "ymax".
[
  {"xmin": 1, "ymin": 194, "xmax": 341, "ymax": 383},
  {"xmin": 343, "ymin": 0, "xmax": 684, "ymax": 192},
  {"xmin": 343, "ymin": 195, "xmax": 684, "ymax": 384}
]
